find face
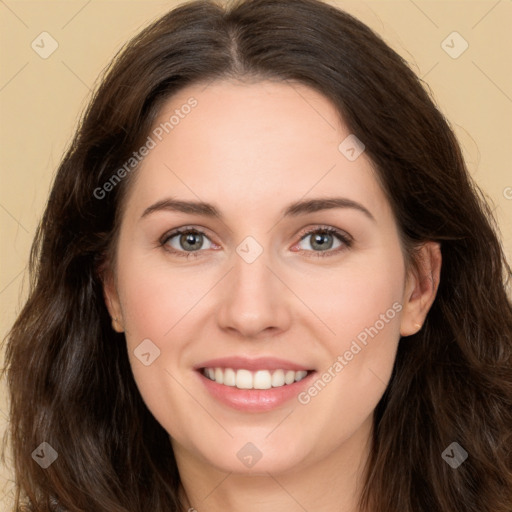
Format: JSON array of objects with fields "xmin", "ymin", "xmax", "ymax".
[{"xmin": 104, "ymin": 79, "xmax": 434, "ymax": 476}]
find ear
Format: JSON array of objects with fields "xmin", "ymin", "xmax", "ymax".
[
  {"xmin": 100, "ymin": 265, "xmax": 125, "ymax": 333},
  {"xmin": 400, "ymin": 241, "xmax": 442, "ymax": 337}
]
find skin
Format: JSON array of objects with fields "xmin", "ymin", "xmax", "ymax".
[{"xmin": 103, "ymin": 79, "xmax": 441, "ymax": 512}]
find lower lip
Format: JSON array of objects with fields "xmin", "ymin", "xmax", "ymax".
[{"xmin": 197, "ymin": 370, "xmax": 316, "ymax": 412}]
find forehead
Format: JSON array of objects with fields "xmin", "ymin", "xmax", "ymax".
[{"xmin": 123, "ymin": 79, "xmax": 390, "ymax": 223}]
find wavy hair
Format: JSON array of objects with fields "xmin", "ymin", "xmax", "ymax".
[{"xmin": 2, "ymin": 0, "xmax": 512, "ymax": 510}]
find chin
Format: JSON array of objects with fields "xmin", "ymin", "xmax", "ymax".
[{"xmin": 191, "ymin": 435, "xmax": 312, "ymax": 475}]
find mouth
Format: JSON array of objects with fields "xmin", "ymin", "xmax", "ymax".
[
  {"xmin": 200, "ymin": 367, "xmax": 312, "ymax": 390},
  {"xmin": 194, "ymin": 357, "xmax": 316, "ymax": 412}
]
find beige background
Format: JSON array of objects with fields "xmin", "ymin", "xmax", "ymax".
[{"xmin": 1, "ymin": 0, "xmax": 511, "ymax": 508}]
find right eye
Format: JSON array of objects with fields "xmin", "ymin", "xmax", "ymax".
[{"xmin": 160, "ymin": 227, "xmax": 217, "ymax": 258}]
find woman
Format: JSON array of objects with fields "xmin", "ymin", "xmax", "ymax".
[{"xmin": 3, "ymin": 0, "xmax": 511, "ymax": 510}]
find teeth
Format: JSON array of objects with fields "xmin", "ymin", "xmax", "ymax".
[
  {"xmin": 271, "ymin": 369, "xmax": 285, "ymax": 387},
  {"xmin": 223, "ymin": 368, "xmax": 236, "ymax": 386},
  {"xmin": 285, "ymin": 370, "xmax": 295, "ymax": 385},
  {"xmin": 214, "ymin": 367, "xmax": 224, "ymax": 384},
  {"xmin": 253, "ymin": 370, "xmax": 272, "ymax": 390},
  {"xmin": 202, "ymin": 367, "xmax": 309, "ymax": 389},
  {"xmin": 236, "ymin": 369, "xmax": 253, "ymax": 389}
]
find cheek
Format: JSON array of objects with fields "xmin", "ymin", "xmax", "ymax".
[
  {"xmin": 295, "ymin": 248, "xmax": 405, "ymax": 409},
  {"xmin": 116, "ymin": 256, "xmax": 202, "ymax": 440},
  {"xmin": 330, "ymin": 268, "xmax": 402, "ymax": 344},
  {"xmin": 117, "ymin": 254, "xmax": 204, "ymax": 345},
  {"xmin": 298, "ymin": 249, "xmax": 405, "ymax": 349}
]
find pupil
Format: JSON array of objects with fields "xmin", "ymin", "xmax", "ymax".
[
  {"xmin": 182, "ymin": 233, "xmax": 201, "ymax": 250},
  {"xmin": 312, "ymin": 233, "xmax": 333, "ymax": 250}
]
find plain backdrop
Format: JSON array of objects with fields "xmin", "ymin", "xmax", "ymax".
[{"xmin": 1, "ymin": 0, "xmax": 511, "ymax": 508}]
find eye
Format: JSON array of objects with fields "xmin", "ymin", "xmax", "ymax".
[
  {"xmin": 293, "ymin": 226, "xmax": 352, "ymax": 257},
  {"xmin": 160, "ymin": 227, "xmax": 217, "ymax": 258},
  {"xmin": 160, "ymin": 225, "xmax": 352, "ymax": 259}
]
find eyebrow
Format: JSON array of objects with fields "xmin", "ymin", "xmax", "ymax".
[{"xmin": 140, "ymin": 196, "xmax": 375, "ymax": 222}]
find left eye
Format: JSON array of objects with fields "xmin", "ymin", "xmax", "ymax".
[{"xmin": 294, "ymin": 227, "xmax": 351, "ymax": 256}]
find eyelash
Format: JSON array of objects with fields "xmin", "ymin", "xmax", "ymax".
[{"xmin": 159, "ymin": 225, "xmax": 353, "ymax": 259}]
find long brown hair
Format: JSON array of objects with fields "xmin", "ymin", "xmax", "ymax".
[{"xmin": 2, "ymin": 0, "xmax": 511, "ymax": 510}]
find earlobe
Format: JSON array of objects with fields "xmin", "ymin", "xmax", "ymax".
[
  {"xmin": 101, "ymin": 267, "xmax": 125, "ymax": 333},
  {"xmin": 111, "ymin": 316, "xmax": 125, "ymax": 333},
  {"xmin": 400, "ymin": 242, "xmax": 442, "ymax": 337}
]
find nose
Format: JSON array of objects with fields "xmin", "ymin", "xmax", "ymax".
[{"xmin": 215, "ymin": 245, "xmax": 292, "ymax": 340}]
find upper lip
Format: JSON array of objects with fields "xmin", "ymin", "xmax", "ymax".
[{"xmin": 194, "ymin": 356, "xmax": 314, "ymax": 372}]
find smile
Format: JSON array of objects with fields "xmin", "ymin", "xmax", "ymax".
[{"xmin": 201, "ymin": 367, "xmax": 310, "ymax": 389}]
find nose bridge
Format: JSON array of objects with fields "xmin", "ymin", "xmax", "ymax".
[
  {"xmin": 215, "ymin": 234, "xmax": 291, "ymax": 337},
  {"xmin": 231, "ymin": 238, "xmax": 277, "ymax": 311},
  {"xmin": 233, "ymin": 244, "xmax": 272, "ymax": 300}
]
